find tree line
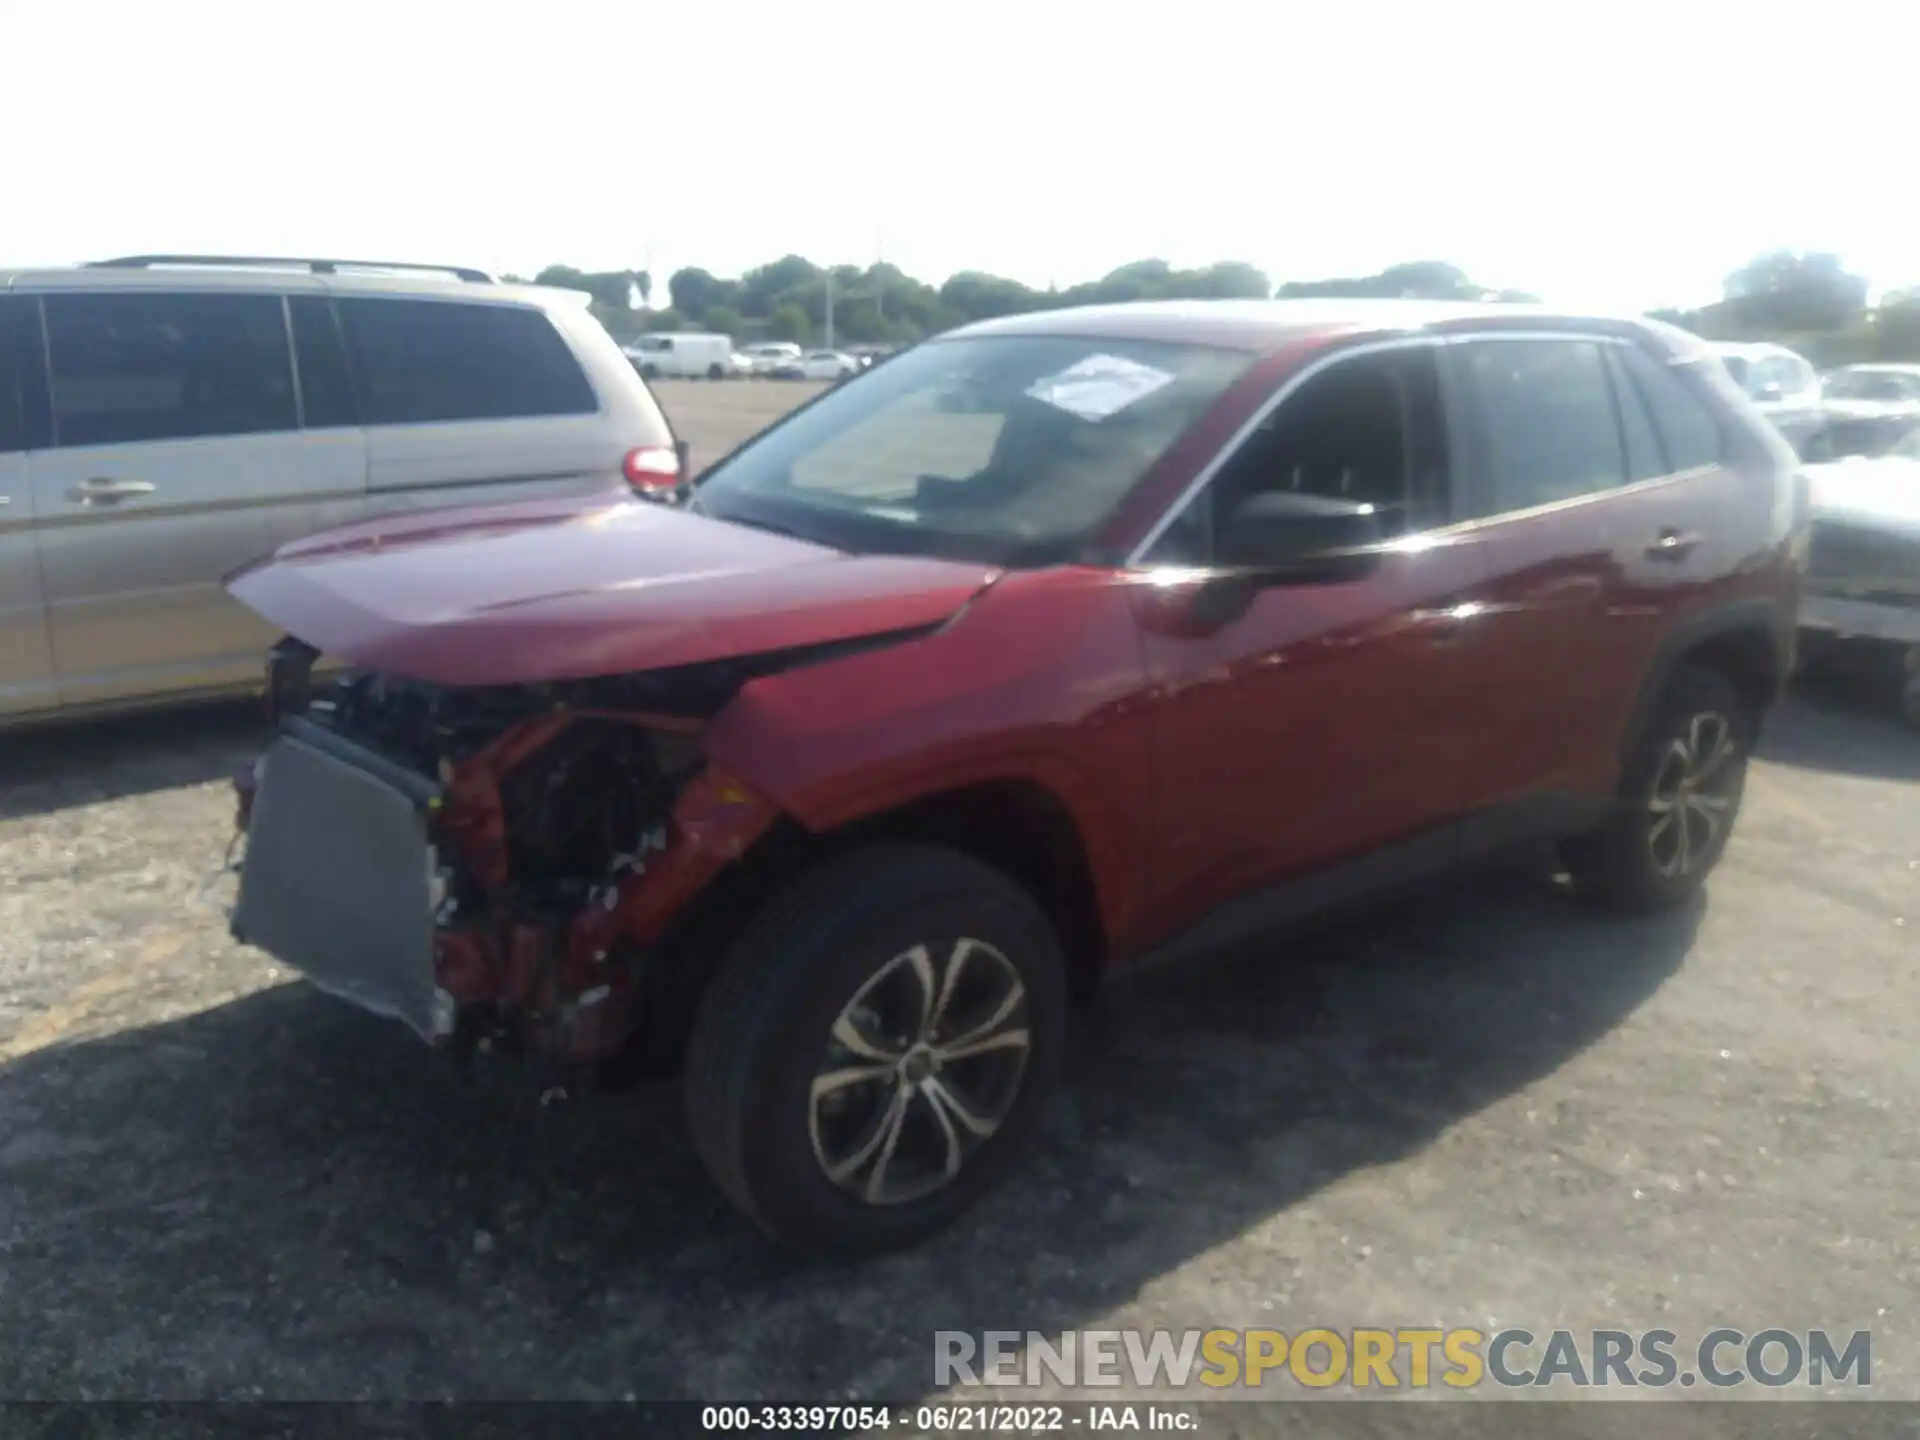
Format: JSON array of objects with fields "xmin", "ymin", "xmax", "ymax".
[
  {"xmin": 509, "ymin": 258, "xmax": 1533, "ymax": 348},
  {"xmin": 512, "ymin": 251, "xmax": 1920, "ymax": 364},
  {"xmin": 1653, "ymin": 252, "xmax": 1920, "ymax": 367}
]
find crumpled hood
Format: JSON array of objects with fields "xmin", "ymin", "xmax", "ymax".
[
  {"xmin": 1803, "ymin": 456, "xmax": 1920, "ymax": 540},
  {"xmin": 226, "ymin": 495, "xmax": 1000, "ymax": 686}
]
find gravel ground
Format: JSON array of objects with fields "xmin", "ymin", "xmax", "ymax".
[{"xmin": 0, "ymin": 380, "xmax": 1915, "ymax": 1420}]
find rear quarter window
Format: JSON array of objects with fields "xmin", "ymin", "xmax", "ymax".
[
  {"xmin": 337, "ymin": 298, "xmax": 599, "ymax": 426},
  {"xmin": 1615, "ymin": 345, "xmax": 1723, "ymax": 472}
]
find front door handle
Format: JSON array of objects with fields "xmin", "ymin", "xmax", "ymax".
[
  {"xmin": 1646, "ymin": 529, "xmax": 1701, "ymax": 561},
  {"xmin": 71, "ymin": 477, "xmax": 157, "ymax": 505}
]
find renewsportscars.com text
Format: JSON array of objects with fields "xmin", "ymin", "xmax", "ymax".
[{"xmin": 935, "ymin": 1327, "xmax": 1873, "ymax": 1390}]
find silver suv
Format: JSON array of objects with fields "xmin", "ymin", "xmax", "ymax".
[{"xmin": 0, "ymin": 255, "xmax": 683, "ymax": 726}]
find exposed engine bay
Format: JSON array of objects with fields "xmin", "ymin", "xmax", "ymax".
[{"xmin": 230, "ymin": 630, "xmax": 922, "ymax": 1077}]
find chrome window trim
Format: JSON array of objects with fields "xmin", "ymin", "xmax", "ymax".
[{"xmin": 1126, "ymin": 328, "xmax": 1638, "ymax": 567}]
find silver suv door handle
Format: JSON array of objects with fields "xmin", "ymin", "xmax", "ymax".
[{"xmin": 70, "ymin": 477, "xmax": 157, "ymax": 505}]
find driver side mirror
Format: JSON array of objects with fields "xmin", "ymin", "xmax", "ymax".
[
  {"xmin": 1217, "ymin": 492, "xmax": 1385, "ymax": 577},
  {"xmin": 1161, "ymin": 493, "xmax": 1385, "ymax": 633}
]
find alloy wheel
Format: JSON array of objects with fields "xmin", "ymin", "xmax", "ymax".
[
  {"xmin": 808, "ymin": 938, "xmax": 1031, "ymax": 1206},
  {"xmin": 1646, "ymin": 710, "xmax": 1741, "ymax": 879}
]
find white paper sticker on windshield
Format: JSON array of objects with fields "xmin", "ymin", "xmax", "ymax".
[{"xmin": 1025, "ymin": 353, "xmax": 1176, "ymax": 422}]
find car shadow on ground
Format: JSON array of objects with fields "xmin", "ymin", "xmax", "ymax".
[
  {"xmin": 0, "ymin": 701, "xmax": 267, "ymax": 823},
  {"xmin": 0, "ymin": 854, "xmax": 1701, "ymax": 1401},
  {"xmin": 1761, "ymin": 678, "xmax": 1919, "ymax": 781}
]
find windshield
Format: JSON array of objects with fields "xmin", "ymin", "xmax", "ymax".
[
  {"xmin": 1824, "ymin": 370, "xmax": 1920, "ymax": 402},
  {"xmin": 686, "ymin": 334, "xmax": 1255, "ymax": 565}
]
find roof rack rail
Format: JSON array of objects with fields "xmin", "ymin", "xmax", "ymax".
[{"xmin": 86, "ymin": 254, "xmax": 496, "ymax": 284}]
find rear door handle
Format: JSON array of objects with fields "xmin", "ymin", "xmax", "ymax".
[
  {"xmin": 1646, "ymin": 529, "xmax": 1701, "ymax": 561},
  {"xmin": 70, "ymin": 477, "xmax": 157, "ymax": 505}
]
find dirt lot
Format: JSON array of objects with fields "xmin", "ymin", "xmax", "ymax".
[
  {"xmin": 662, "ymin": 377, "xmax": 831, "ymax": 475},
  {"xmin": 0, "ymin": 380, "xmax": 1916, "ymax": 1419}
]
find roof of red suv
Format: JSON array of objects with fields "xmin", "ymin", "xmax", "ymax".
[{"xmin": 946, "ymin": 298, "xmax": 1684, "ymax": 354}]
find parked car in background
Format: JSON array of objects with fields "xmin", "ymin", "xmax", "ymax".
[
  {"xmin": 1805, "ymin": 363, "xmax": 1920, "ymax": 461},
  {"xmin": 738, "ymin": 342, "xmax": 802, "ymax": 378},
  {"xmin": 0, "ymin": 254, "xmax": 684, "ymax": 728},
  {"xmin": 624, "ymin": 331, "xmax": 745, "ymax": 380},
  {"xmin": 797, "ymin": 349, "xmax": 861, "ymax": 381},
  {"xmin": 1709, "ymin": 341, "xmax": 1826, "ymax": 455},
  {"xmin": 1796, "ymin": 417, "xmax": 1920, "ymax": 726},
  {"xmin": 221, "ymin": 298, "xmax": 1802, "ymax": 1254}
]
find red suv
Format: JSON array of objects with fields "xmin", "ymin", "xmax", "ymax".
[{"xmin": 223, "ymin": 300, "xmax": 1805, "ymax": 1254}]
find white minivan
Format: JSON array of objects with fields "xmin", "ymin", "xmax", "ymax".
[
  {"xmin": 624, "ymin": 332, "xmax": 744, "ymax": 380},
  {"xmin": 0, "ymin": 254, "xmax": 686, "ymax": 726}
]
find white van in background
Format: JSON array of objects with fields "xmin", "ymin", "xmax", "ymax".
[{"xmin": 624, "ymin": 332, "xmax": 744, "ymax": 380}]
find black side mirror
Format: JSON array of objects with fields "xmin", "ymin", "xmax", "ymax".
[
  {"xmin": 1218, "ymin": 492, "xmax": 1385, "ymax": 577},
  {"xmin": 674, "ymin": 438, "xmax": 693, "ymax": 478}
]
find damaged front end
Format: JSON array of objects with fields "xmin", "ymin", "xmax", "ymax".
[{"xmin": 228, "ymin": 636, "xmax": 794, "ymax": 1072}]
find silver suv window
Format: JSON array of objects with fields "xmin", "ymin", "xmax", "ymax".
[
  {"xmin": 336, "ymin": 298, "xmax": 599, "ymax": 426},
  {"xmin": 42, "ymin": 292, "xmax": 298, "ymax": 447}
]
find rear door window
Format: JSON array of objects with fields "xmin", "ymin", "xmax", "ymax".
[
  {"xmin": 337, "ymin": 298, "xmax": 599, "ymax": 426},
  {"xmin": 1459, "ymin": 339, "xmax": 1626, "ymax": 515},
  {"xmin": 41, "ymin": 292, "xmax": 298, "ymax": 447}
]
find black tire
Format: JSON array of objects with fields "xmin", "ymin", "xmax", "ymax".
[
  {"xmin": 707, "ymin": 363, "xmax": 724, "ymax": 380},
  {"xmin": 641, "ymin": 363, "xmax": 661, "ymax": 380},
  {"xmin": 684, "ymin": 843, "xmax": 1067, "ymax": 1256},
  {"xmin": 1562, "ymin": 664, "xmax": 1752, "ymax": 910},
  {"xmin": 1900, "ymin": 671, "xmax": 1920, "ymax": 731}
]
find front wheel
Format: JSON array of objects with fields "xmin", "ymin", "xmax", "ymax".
[
  {"xmin": 684, "ymin": 844, "xmax": 1067, "ymax": 1255},
  {"xmin": 1562, "ymin": 664, "xmax": 1751, "ymax": 910}
]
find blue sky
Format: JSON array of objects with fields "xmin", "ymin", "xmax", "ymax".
[{"xmin": 5, "ymin": 0, "xmax": 1911, "ymax": 312}]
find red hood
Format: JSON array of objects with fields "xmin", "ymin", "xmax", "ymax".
[{"xmin": 226, "ymin": 496, "xmax": 999, "ymax": 686}]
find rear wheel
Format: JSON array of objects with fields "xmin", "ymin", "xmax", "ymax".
[
  {"xmin": 684, "ymin": 844, "xmax": 1067, "ymax": 1255},
  {"xmin": 707, "ymin": 362, "xmax": 724, "ymax": 380},
  {"xmin": 1563, "ymin": 664, "xmax": 1751, "ymax": 910}
]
